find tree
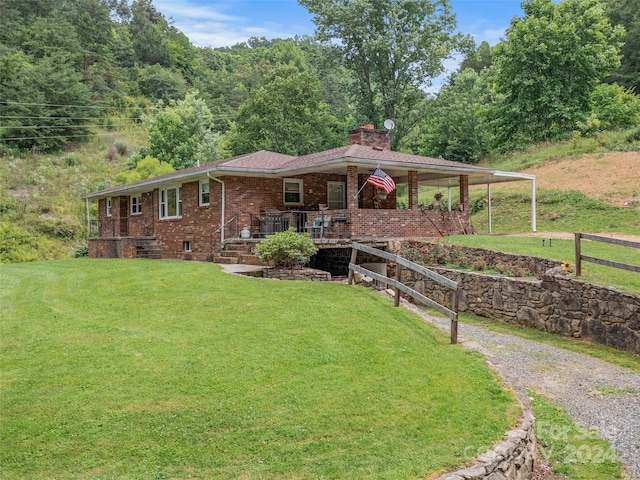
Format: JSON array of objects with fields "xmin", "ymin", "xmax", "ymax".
[
  {"xmin": 226, "ymin": 65, "xmax": 345, "ymax": 156},
  {"xmin": 490, "ymin": 0, "xmax": 623, "ymax": 151},
  {"xmin": 603, "ymin": 0, "xmax": 640, "ymax": 92},
  {"xmin": 459, "ymin": 41, "xmax": 492, "ymax": 74},
  {"xmin": 409, "ymin": 68, "xmax": 491, "ymax": 164},
  {"xmin": 299, "ymin": 0, "xmax": 470, "ymax": 147},
  {"xmin": 143, "ymin": 92, "xmax": 221, "ymax": 170}
]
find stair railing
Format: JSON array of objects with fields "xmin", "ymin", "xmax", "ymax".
[{"xmin": 210, "ymin": 214, "xmax": 238, "ymax": 256}]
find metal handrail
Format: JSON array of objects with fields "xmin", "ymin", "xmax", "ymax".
[{"xmin": 210, "ymin": 214, "xmax": 238, "ymax": 255}]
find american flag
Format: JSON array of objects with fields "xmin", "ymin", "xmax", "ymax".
[{"xmin": 366, "ymin": 167, "xmax": 396, "ymax": 194}]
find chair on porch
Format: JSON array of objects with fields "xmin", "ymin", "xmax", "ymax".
[{"xmin": 305, "ymin": 217, "xmax": 323, "ymax": 238}]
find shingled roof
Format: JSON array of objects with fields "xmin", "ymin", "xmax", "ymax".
[{"xmin": 84, "ymin": 140, "xmax": 533, "ymax": 199}]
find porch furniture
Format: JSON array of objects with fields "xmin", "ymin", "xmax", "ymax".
[
  {"xmin": 305, "ymin": 216, "xmax": 332, "ymax": 238},
  {"xmin": 305, "ymin": 217, "xmax": 323, "ymax": 238}
]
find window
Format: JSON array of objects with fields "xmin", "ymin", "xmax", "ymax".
[
  {"xmin": 183, "ymin": 241, "xmax": 192, "ymax": 252},
  {"xmin": 106, "ymin": 197, "xmax": 112, "ymax": 217},
  {"xmin": 283, "ymin": 178, "xmax": 303, "ymax": 205},
  {"xmin": 327, "ymin": 182, "xmax": 346, "ymax": 209},
  {"xmin": 131, "ymin": 194, "xmax": 142, "ymax": 215},
  {"xmin": 159, "ymin": 186, "xmax": 182, "ymax": 219},
  {"xmin": 199, "ymin": 180, "xmax": 210, "ymax": 206}
]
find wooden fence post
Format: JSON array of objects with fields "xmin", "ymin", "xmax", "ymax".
[
  {"xmin": 450, "ymin": 289, "xmax": 459, "ymax": 345},
  {"xmin": 394, "ymin": 264, "xmax": 401, "ymax": 307},
  {"xmin": 575, "ymin": 232, "xmax": 582, "ymax": 277},
  {"xmin": 347, "ymin": 247, "xmax": 358, "ymax": 285}
]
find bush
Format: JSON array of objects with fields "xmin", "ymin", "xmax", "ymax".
[{"xmin": 255, "ymin": 228, "xmax": 318, "ymax": 268}]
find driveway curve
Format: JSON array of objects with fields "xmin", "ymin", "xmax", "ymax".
[{"xmin": 412, "ymin": 305, "xmax": 640, "ymax": 479}]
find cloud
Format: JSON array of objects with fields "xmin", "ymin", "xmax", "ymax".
[{"xmin": 153, "ymin": 0, "xmax": 313, "ymax": 48}]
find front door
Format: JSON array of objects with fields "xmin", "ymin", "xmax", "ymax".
[{"xmin": 119, "ymin": 196, "xmax": 129, "ymax": 236}]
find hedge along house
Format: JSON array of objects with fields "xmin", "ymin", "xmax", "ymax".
[{"xmin": 83, "ymin": 125, "xmax": 536, "ymax": 263}]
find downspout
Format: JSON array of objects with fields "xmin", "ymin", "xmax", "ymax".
[{"xmin": 207, "ymin": 173, "xmax": 225, "ymax": 244}]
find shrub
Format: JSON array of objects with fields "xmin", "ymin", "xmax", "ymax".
[
  {"xmin": 113, "ymin": 140, "xmax": 130, "ymax": 157},
  {"xmin": 255, "ymin": 228, "xmax": 318, "ymax": 268}
]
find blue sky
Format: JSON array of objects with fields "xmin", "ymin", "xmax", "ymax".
[{"xmin": 154, "ymin": 0, "xmax": 526, "ymax": 49}]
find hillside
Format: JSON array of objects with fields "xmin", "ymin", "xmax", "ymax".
[{"xmin": 502, "ymin": 151, "xmax": 640, "ymax": 208}]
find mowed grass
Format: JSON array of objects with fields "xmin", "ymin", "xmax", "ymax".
[{"xmin": 0, "ymin": 259, "xmax": 518, "ymax": 480}]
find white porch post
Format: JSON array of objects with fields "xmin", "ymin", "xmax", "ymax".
[
  {"xmin": 531, "ymin": 178, "xmax": 537, "ymax": 232},
  {"xmin": 447, "ymin": 187, "xmax": 452, "ymax": 211},
  {"xmin": 487, "ymin": 183, "xmax": 492, "ymax": 234}
]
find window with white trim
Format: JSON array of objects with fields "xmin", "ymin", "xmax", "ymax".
[
  {"xmin": 183, "ymin": 241, "xmax": 192, "ymax": 252},
  {"xmin": 159, "ymin": 186, "xmax": 182, "ymax": 219},
  {"xmin": 327, "ymin": 181, "xmax": 346, "ymax": 209},
  {"xmin": 283, "ymin": 178, "xmax": 303, "ymax": 205},
  {"xmin": 199, "ymin": 180, "xmax": 210, "ymax": 206},
  {"xmin": 131, "ymin": 194, "xmax": 142, "ymax": 215},
  {"xmin": 106, "ymin": 197, "xmax": 112, "ymax": 216}
]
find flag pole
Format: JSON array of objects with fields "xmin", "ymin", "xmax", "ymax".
[{"xmin": 353, "ymin": 164, "xmax": 380, "ymax": 199}]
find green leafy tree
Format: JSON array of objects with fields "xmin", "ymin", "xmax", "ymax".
[
  {"xmin": 459, "ymin": 40, "xmax": 492, "ymax": 74},
  {"xmin": 128, "ymin": 0, "xmax": 172, "ymax": 67},
  {"xmin": 299, "ymin": 0, "xmax": 470, "ymax": 147},
  {"xmin": 578, "ymin": 83, "xmax": 640, "ymax": 133},
  {"xmin": 144, "ymin": 92, "xmax": 221, "ymax": 170},
  {"xmin": 115, "ymin": 156, "xmax": 174, "ymax": 185},
  {"xmin": 409, "ymin": 68, "xmax": 491, "ymax": 164},
  {"xmin": 603, "ymin": 0, "xmax": 640, "ymax": 92},
  {"xmin": 490, "ymin": 0, "xmax": 624, "ymax": 151},
  {"xmin": 226, "ymin": 65, "xmax": 345, "ymax": 156}
]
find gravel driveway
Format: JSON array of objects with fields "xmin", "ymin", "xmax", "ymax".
[{"xmin": 413, "ymin": 306, "xmax": 640, "ymax": 479}]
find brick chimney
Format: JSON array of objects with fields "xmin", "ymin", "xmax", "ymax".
[{"xmin": 348, "ymin": 124, "xmax": 392, "ymax": 150}]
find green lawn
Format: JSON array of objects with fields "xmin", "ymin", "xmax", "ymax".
[
  {"xmin": 445, "ymin": 234, "xmax": 640, "ymax": 295},
  {"xmin": 0, "ymin": 259, "xmax": 518, "ymax": 479}
]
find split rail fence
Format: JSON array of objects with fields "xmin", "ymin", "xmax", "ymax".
[
  {"xmin": 574, "ymin": 233, "xmax": 640, "ymax": 276},
  {"xmin": 347, "ymin": 242, "xmax": 460, "ymax": 344}
]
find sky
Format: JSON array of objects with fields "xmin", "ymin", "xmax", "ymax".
[{"xmin": 154, "ymin": 0, "xmax": 526, "ymax": 49}]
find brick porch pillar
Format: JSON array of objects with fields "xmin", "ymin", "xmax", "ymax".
[
  {"xmin": 408, "ymin": 170, "xmax": 418, "ymax": 210},
  {"xmin": 459, "ymin": 175, "xmax": 469, "ymax": 212},
  {"xmin": 347, "ymin": 166, "xmax": 359, "ymax": 211}
]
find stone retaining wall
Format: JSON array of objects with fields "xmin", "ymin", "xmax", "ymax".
[
  {"xmin": 400, "ymin": 267, "xmax": 640, "ymax": 354},
  {"xmin": 263, "ymin": 267, "xmax": 331, "ymax": 281}
]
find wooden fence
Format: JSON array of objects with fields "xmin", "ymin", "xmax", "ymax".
[
  {"xmin": 574, "ymin": 233, "xmax": 640, "ymax": 277},
  {"xmin": 347, "ymin": 242, "xmax": 460, "ymax": 344}
]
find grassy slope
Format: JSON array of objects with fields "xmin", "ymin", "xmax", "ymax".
[
  {"xmin": 0, "ymin": 129, "xmax": 146, "ymax": 262},
  {"xmin": 0, "ymin": 259, "xmax": 518, "ymax": 479}
]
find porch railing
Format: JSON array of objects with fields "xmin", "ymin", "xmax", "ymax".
[{"xmin": 248, "ymin": 210, "xmax": 350, "ymax": 239}]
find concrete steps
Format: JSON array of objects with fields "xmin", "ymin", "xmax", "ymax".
[
  {"xmin": 213, "ymin": 241, "xmax": 267, "ymax": 266},
  {"xmin": 136, "ymin": 237, "xmax": 162, "ymax": 259}
]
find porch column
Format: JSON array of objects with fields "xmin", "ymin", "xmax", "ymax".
[
  {"xmin": 459, "ymin": 175, "xmax": 469, "ymax": 212},
  {"xmin": 408, "ymin": 170, "xmax": 419, "ymax": 210},
  {"xmin": 347, "ymin": 165, "xmax": 359, "ymax": 211}
]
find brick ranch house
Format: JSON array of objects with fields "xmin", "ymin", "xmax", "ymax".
[{"xmin": 83, "ymin": 125, "xmax": 536, "ymax": 267}]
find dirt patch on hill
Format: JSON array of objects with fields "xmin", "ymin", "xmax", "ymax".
[{"xmin": 520, "ymin": 151, "xmax": 640, "ymax": 207}]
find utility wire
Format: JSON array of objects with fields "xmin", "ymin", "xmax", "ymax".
[
  {"xmin": 0, "ymin": 100, "xmax": 155, "ymax": 110},
  {"xmin": 0, "ymin": 132, "xmax": 140, "ymax": 142},
  {"xmin": 0, "ymin": 123, "xmax": 136, "ymax": 130}
]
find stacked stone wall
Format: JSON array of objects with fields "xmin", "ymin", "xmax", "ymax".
[{"xmin": 398, "ymin": 267, "xmax": 640, "ymax": 354}]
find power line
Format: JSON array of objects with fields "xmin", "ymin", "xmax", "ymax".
[
  {"xmin": 0, "ymin": 130, "xmax": 142, "ymax": 142},
  {"xmin": 0, "ymin": 100, "xmax": 154, "ymax": 110},
  {"xmin": 1, "ymin": 115, "xmax": 142, "ymax": 121},
  {"xmin": 0, "ymin": 123, "xmax": 135, "ymax": 130}
]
